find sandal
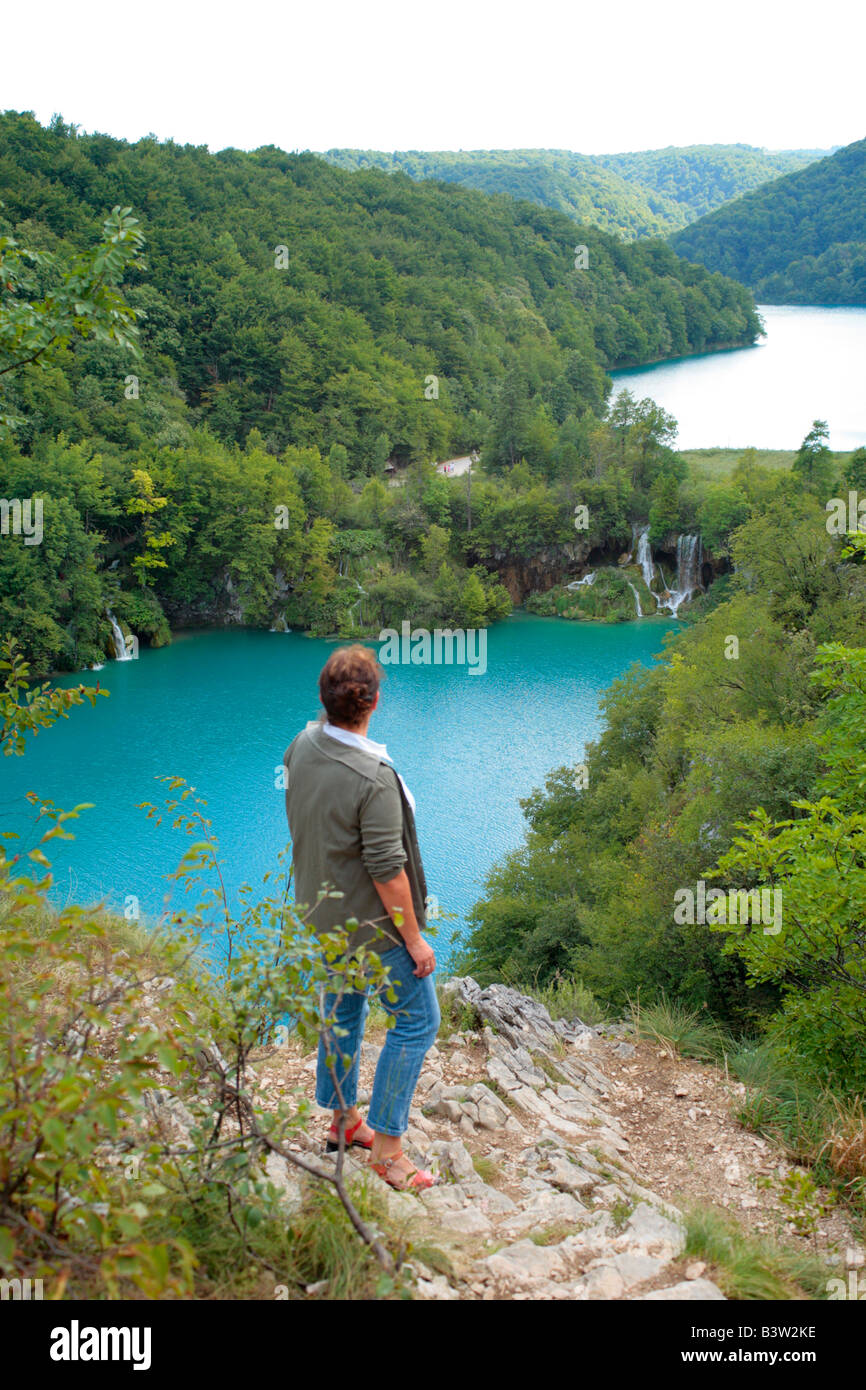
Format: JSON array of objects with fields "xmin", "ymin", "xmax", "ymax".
[
  {"xmin": 370, "ymin": 1150, "xmax": 436, "ymax": 1192},
  {"xmin": 325, "ymin": 1117, "xmax": 374, "ymax": 1153}
]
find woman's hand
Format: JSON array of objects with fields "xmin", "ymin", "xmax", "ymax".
[
  {"xmin": 372, "ymin": 869, "xmax": 436, "ymax": 976},
  {"xmin": 406, "ymin": 933, "xmax": 436, "ymax": 978}
]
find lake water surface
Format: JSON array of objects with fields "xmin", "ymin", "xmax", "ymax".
[
  {"xmin": 4, "ymin": 616, "xmax": 673, "ymax": 965},
  {"xmin": 611, "ymin": 305, "xmax": 866, "ymax": 451}
]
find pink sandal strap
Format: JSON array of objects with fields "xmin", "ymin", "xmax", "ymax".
[
  {"xmin": 327, "ymin": 1117, "xmax": 373, "ymax": 1147},
  {"xmin": 371, "ymin": 1151, "xmax": 435, "ymax": 1190}
]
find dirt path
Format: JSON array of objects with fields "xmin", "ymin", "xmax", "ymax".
[{"xmin": 600, "ymin": 1035, "xmax": 855, "ymax": 1257}]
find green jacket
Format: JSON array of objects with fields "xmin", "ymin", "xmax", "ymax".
[{"xmin": 282, "ymin": 720, "xmax": 428, "ymax": 956}]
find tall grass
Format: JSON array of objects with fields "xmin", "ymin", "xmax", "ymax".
[
  {"xmin": 683, "ymin": 1203, "xmax": 832, "ymax": 1300},
  {"xmin": 527, "ymin": 971, "xmax": 607, "ymax": 1027},
  {"xmin": 729, "ymin": 1039, "xmax": 866, "ymax": 1202},
  {"xmin": 628, "ymin": 991, "xmax": 730, "ymax": 1061}
]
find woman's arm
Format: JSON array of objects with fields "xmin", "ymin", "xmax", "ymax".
[{"xmin": 371, "ymin": 869, "xmax": 436, "ymax": 977}]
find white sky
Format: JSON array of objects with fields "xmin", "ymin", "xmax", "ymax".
[{"xmin": 4, "ymin": 0, "xmax": 863, "ymax": 154}]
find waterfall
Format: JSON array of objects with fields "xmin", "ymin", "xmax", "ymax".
[
  {"xmin": 107, "ymin": 610, "xmax": 132, "ymax": 661},
  {"xmin": 348, "ymin": 578, "xmax": 367, "ymax": 627},
  {"xmin": 661, "ymin": 534, "xmax": 703, "ymax": 616},
  {"xmin": 627, "ymin": 523, "xmax": 661, "ymax": 613},
  {"xmin": 269, "ymin": 612, "xmax": 290, "ymax": 633},
  {"xmin": 567, "ymin": 568, "xmax": 640, "ymax": 617},
  {"xmin": 634, "ymin": 524, "xmax": 655, "ymax": 594}
]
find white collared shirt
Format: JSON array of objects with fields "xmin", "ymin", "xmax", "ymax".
[{"xmin": 322, "ymin": 722, "xmax": 416, "ymax": 813}]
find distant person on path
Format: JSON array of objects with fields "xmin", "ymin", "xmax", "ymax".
[{"xmin": 282, "ymin": 645, "xmax": 439, "ymax": 1191}]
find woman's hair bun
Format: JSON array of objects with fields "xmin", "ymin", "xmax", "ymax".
[{"xmin": 319, "ymin": 645, "xmax": 382, "ymax": 726}]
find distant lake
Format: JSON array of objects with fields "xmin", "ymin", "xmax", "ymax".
[
  {"xmin": 611, "ymin": 305, "xmax": 866, "ymax": 451},
  {"xmin": 3, "ymin": 616, "xmax": 673, "ymax": 967}
]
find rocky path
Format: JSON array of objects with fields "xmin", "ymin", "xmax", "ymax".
[{"xmin": 262, "ymin": 979, "xmax": 738, "ymax": 1300}]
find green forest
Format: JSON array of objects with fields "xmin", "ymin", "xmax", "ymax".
[
  {"xmin": 323, "ymin": 145, "xmax": 825, "ymax": 240},
  {"xmin": 670, "ymin": 137, "xmax": 866, "ymax": 305},
  {"xmin": 0, "ymin": 111, "xmax": 764, "ymax": 677},
  {"xmin": 594, "ymin": 144, "xmax": 829, "ymax": 222}
]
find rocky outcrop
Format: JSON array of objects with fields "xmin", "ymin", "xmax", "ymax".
[
  {"xmin": 487, "ymin": 542, "xmax": 607, "ymax": 604},
  {"xmin": 267, "ymin": 978, "xmax": 727, "ymax": 1301},
  {"xmin": 161, "ymin": 566, "xmax": 292, "ymax": 630}
]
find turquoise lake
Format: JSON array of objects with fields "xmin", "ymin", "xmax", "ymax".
[
  {"xmin": 612, "ymin": 304, "xmax": 866, "ymax": 451},
  {"xmin": 2, "ymin": 615, "xmax": 674, "ymax": 965}
]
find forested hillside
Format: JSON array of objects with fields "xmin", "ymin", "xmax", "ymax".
[
  {"xmin": 0, "ymin": 110, "xmax": 762, "ymax": 676},
  {"xmin": 322, "ymin": 148, "xmax": 682, "ymax": 238},
  {"xmin": 322, "ymin": 145, "xmax": 826, "ymax": 238},
  {"xmin": 670, "ymin": 137, "xmax": 866, "ymax": 304},
  {"xmin": 594, "ymin": 144, "xmax": 827, "ymax": 223},
  {"xmin": 0, "ymin": 111, "xmax": 762, "ymax": 455}
]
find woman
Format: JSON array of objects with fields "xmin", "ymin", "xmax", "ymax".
[{"xmin": 282, "ymin": 645, "xmax": 440, "ymax": 1191}]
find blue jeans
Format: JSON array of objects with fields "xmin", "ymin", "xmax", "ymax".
[{"xmin": 315, "ymin": 942, "xmax": 440, "ymax": 1138}]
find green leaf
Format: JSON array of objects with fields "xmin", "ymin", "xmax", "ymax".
[{"xmin": 42, "ymin": 1116, "xmax": 67, "ymax": 1154}]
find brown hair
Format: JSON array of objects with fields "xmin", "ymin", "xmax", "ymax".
[{"xmin": 318, "ymin": 645, "xmax": 382, "ymax": 727}]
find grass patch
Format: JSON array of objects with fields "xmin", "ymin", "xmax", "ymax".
[
  {"xmin": 526, "ymin": 971, "xmax": 607, "ymax": 1028},
  {"xmin": 529, "ymin": 1223, "xmax": 575, "ymax": 1246},
  {"xmin": 535, "ymin": 1053, "xmax": 570, "ymax": 1087},
  {"xmin": 728, "ymin": 1039, "xmax": 866, "ymax": 1209},
  {"xmin": 483, "ymin": 1076, "xmax": 519, "ymax": 1111},
  {"xmin": 629, "ymin": 991, "xmax": 730, "ymax": 1062},
  {"xmin": 610, "ymin": 1196, "xmax": 636, "ymax": 1232},
  {"xmin": 407, "ymin": 1242, "xmax": 455, "ymax": 1281},
  {"xmin": 435, "ymin": 983, "xmax": 482, "ymax": 1041},
  {"xmin": 588, "ymin": 1146, "xmax": 628, "ymax": 1181},
  {"xmin": 678, "ymin": 447, "xmax": 796, "ymax": 481},
  {"xmin": 683, "ymin": 1202, "xmax": 832, "ymax": 1301},
  {"xmin": 472, "ymin": 1153, "xmax": 502, "ymax": 1186},
  {"xmin": 365, "ymin": 999, "xmax": 394, "ymax": 1039},
  {"xmin": 525, "ymin": 568, "xmax": 647, "ymax": 625}
]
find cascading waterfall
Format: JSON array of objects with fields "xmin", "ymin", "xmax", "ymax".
[
  {"xmin": 566, "ymin": 528, "xmax": 703, "ymax": 619},
  {"xmin": 348, "ymin": 579, "xmax": 367, "ymax": 627},
  {"xmin": 566, "ymin": 571, "xmax": 597, "ymax": 590},
  {"xmin": 661, "ymin": 534, "xmax": 703, "ymax": 617},
  {"xmin": 629, "ymin": 523, "xmax": 661, "ymax": 612},
  {"xmin": 106, "ymin": 610, "xmax": 132, "ymax": 661},
  {"xmin": 269, "ymin": 613, "xmax": 290, "ymax": 632},
  {"xmin": 634, "ymin": 524, "xmax": 656, "ymax": 595},
  {"xmin": 568, "ymin": 567, "xmax": 640, "ymax": 616}
]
